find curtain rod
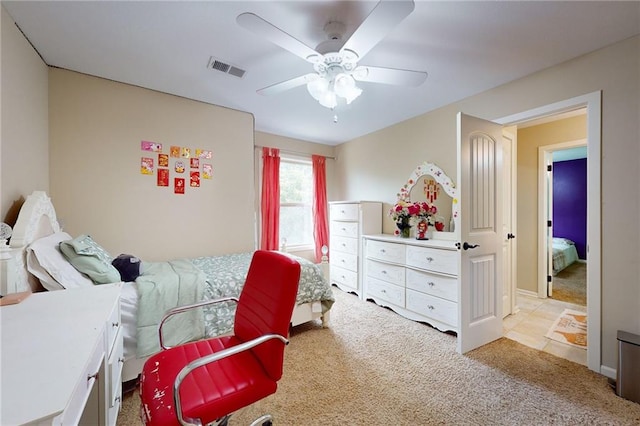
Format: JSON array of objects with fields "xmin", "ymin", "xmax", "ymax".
[{"xmin": 254, "ymin": 145, "xmax": 336, "ymax": 160}]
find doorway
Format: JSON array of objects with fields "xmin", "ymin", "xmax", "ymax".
[{"xmin": 497, "ymin": 91, "xmax": 601, "ymax": 373}]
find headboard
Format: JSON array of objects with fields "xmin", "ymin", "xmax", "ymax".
[{"xmin": 8, "ymin": 191, "xmax": 61, "ymax": 292}]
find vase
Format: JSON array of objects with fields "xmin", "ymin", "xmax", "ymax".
[{"xmin": 396, "ymin": 219, "xmax": 411, "ymax": 238}]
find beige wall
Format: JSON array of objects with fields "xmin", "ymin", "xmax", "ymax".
[
  {"xmin": 49, "ymin": 69, "xmax": 256, "ymax": 261},
  {"xmin": 335, "ymin": 35, "xmax": 639, "ymax": 370},
  {"xmin": 1, "ymin": 6, "xmax": 49, "ymax": 224},
  {"xmin": 516, "ymin": 115, "xmax": 587, "ymax": 293}
]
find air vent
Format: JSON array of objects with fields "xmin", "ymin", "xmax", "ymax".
[{"xmin": 207, "ymin": 56, "xmax": 246, "ymax": 79}]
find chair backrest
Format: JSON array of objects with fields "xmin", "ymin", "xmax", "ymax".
[{"xmin": 234, "ymin": 250, "xmax": 301, "ymax": 381}]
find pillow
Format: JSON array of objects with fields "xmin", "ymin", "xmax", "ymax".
[
  {"xmin": 59, "ymin": 235, "xmax": 121, "ymax": 284},
  {"xmin": 112, "ymin": 254, "xmax": 142, "ymax": 282},
  {"xmin": 26, "ymin": 232, "xmax": 94, "ymax": 290}
]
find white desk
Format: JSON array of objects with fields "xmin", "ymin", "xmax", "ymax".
[{"xmin": 1, "ymin": 284, "xmax": 123, "ymax": 425}]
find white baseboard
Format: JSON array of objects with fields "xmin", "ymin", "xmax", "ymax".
[
  {"xmin": 517, "ymin": 288, "xmax": 539, "ymax": 298},
  {"xmin": 600, "ymin": 365, "xmax": 617, "ymax": 380}
]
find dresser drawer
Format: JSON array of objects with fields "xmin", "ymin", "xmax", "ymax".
[
  {"xmin": 366, "ymin": 259, "xmax": 405, "ymax": 286},
  {"xmin": 406, "ymin": 245, "xmax": 458, "ymax": 275},
  {"xmin": 330, "ymin": 235, "xmax": 358, "ymax": 254},
  {"xmin": 107, "ymin": 381, "xmax": 122, "ymax": 426},
  {"xmin": 330, "ymin": 203, "xmax": 359, "ymax": 221},
  {"xmin": 106, "ymin": 301, "xmax": 121, "ymax": 354},
  {"xmin": 406, "ymin": 289, "xmax": 458, "ymax": 327},
  {"xmin": 330, "ymin": 265, "xmax": 358, "ymax": 290},
  {"xmin": 365, "ymin": 277, "xmax": 405, "ymax": 307},
  {"xmin": 366, "ymin": 240, "xmax": 405, "ymax": 264},
  {"xmin": 331, "ymin": 250, "xmax": 358, "ymax": 272},
  {"xmin": 406, "ymin": 268, "xmax": 458, "ymax": 302},
  {"xmin": 108, "ymin": 327, "xmax": 124, "ymax": 407},
  {"xmin": 331, "ymin": 220, "xmax": 359, "ymax": 238}
]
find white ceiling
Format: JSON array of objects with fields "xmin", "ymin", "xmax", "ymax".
[{"xmin": 3, "ymin": 1, "xmax": 639, "ymax": 146}]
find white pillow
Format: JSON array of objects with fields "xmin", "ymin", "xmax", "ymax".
[{"xmin": 26, "ymin": 232, "xmax": 93, "ymax": 290}]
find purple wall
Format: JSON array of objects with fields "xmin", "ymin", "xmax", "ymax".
[{"xmin": 553, "ymin": 158, "xmax": 587, "ymax": 259}]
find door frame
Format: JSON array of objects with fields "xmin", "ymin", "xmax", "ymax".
[
  {"xmin": 496, "ymin": 91, "xmax": 601, "ymax": 374},
  {"xmin": 538, "ymin": 139, "xmax": 587, "ymax": 298}
]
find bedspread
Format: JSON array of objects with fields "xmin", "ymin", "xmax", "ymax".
[
  {"xmin": 136, "ymin": 259, "xmax": 206, "ymax": 357},
  {"xmin": 191, "ymin": 252, "xmax": 334, "ymax": 337}
]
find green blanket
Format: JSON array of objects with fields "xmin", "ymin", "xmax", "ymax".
[{"xmin": 136, "ymin": 259, "xmax": 206, "ymax": 357}]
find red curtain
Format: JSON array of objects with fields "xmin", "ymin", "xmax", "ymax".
[
  {"xmin": 260, "ymin": 147, "xmax": 280, "ymax": 250},
  {"xmin": 312, "ymin": 155, "xmax": 329, "ymax": 263}
]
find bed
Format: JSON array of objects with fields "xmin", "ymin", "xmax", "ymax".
[
  {"xmin": 552, "ymin": 237, "xmax": 580, "ymax": 275},
  {"xmin": 6, "ymin": 191, "xmax": 334, "ymax": 382}
]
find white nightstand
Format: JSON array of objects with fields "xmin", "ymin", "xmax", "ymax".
[{"xmin": 0, "ymin": 245, "xmax": 20, "ymax": 295}]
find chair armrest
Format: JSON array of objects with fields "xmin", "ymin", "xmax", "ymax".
[
  {"xmin": 172, "ymin": 334, "xmax": 289, "ymax": 426},
  {"xmin": 159, "ymin": 296, "xmax": 239, "ymax": 350}
]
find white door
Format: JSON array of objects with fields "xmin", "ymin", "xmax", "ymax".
[
  {"xmin": 456, "ymin": 112, "xmax": 504, "ymax": 354},
  {"xmin": 502, "ymin": 129, "xmax": 517, "ymax": 317}
]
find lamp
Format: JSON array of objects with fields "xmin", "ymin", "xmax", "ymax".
[{"xmin": 306, "ymin": 48, "xmax": 362, "ymax": 110}]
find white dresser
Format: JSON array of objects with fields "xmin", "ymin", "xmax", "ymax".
[
  {"xmin": 329, "ymin": 201, "xmax": 382, "ymax": 297},
  {"xmin": 1, "ymin": 284, "xmax": 124, "ymax": 426},
  {"xmin": 362, "ymin": 234, "xmax": 459, "ymax": 333}
]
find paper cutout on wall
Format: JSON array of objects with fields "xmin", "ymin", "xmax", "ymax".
[
  {"xmin": 158, "ymin": 154, "xmax": 169, "ymax": 167},
  {"xmin": 175, "ymin": 178, "xmax": 185, "ymax": 194},
  {"xmin": 181, "ymin": 147, "xmax": 191, "ymax": 158},
  {"xmin": 175, "ymin": 161, "xmax": 185, "ymax": 173},
  {"xmin": 141, "ymin": 157, "xmax": 154, "ymax": 175},
  {"xmin": 190, "ymin": 158, "xmax": 199, "ymax": 169},
  {"xmin": 423, "ymin": 178, "xmax": 440, "ymax": 203},
  {"xmin": 141, "ymin": 141, "xmax": 162, "ymax": 152},
  {"xmin": 203, "ymin": 164, "xmax": 212, "ymax": 179},
  {"xmin": 170, "ymin": 146, "xmax": 180, "ymax": 158},
  {"xmin": 190, "ymin": 171, "xmax": 200, "ymax": 187},
  {"xmin": 196, "ymin": 149, "xmax": 212, "ymax": 159},
  {"xmin": 157, "ymin": 168, "xmax": 169, "ymax": 186}
]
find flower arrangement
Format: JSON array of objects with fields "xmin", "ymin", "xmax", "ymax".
[{"xmin": 389, "ymin": 200, "xmax": 438, "ymax": 237}]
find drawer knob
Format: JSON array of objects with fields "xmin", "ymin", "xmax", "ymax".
[
  {"xmin": 119, "ymin": 357, "xmax": 125, "ymax": 364},
  {"xmin": 428, "ymin": 281, "xmax": 435, "ymax": 287},
  {"xmin": 380, "ymin": 249, "xmax": 386, "ymax": 253},
  {"xmin": 381, "ymin": 270, "xmax": 387, "ymax": 274},
  {"xmin": 112, "ymin": 322, "xmax": 119, "ymax": 328},
  {"xmin": 428, "ymin": 305, "xmax": 435, "ymax": 310},
  {"xmin": 87, "ymin": 372, "xmax": 98, "ymax": 381},
  {"xmin": 426, "ymin": 257, "xmax": 434, "ymax": 262},
  {"xmin": 381, "ymin": 289, "xmax": 387, "ymax": 293}
]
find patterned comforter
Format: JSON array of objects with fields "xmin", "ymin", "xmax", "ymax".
[{"xmin": 190, "ymin": 252, "xmax": 334, "ymax": 337}]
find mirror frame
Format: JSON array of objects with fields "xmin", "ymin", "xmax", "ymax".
[{"xmin": 397, "ymin": 162, "xmax": 459, "ymax": 239}]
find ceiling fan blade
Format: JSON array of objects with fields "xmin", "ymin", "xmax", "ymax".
[
  {"xmin": 340, "ymin": 0, "xmax": 415, "ymax": 60},
  {"xmin": 257, "ymin": 73, "xmax": 319, "ymax": 96},
  {"xmin": 352, "ymin": 65, "xmax": 427, "ymax": 86},
  {"xmin": 237, "ymin": 13, "xmax": 321, "ymax": 63}
]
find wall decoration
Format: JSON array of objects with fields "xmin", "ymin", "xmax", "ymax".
[
  {"xmin": 170, "ymin": 146, "xmax": 180, "ymax": 158},
  {"xmin": 196, "ymin": 149, "xmax": 212, "ymax": 159},
  {"xmin": 141, "ymin": 157, "xmax": 154, "ymax": 175},
  {"xmin": 158, "ymin": 153, "xmax": 169, "ymax": 167},
  {"xmin": 175, "ymin": 161, "xmax": 185, "ymax": 173},
  {"xmin": 157, "ymin": 168, "xmax": 169, "ymax": 186},
  {"xmin": 190, "ymin": 158, "xmax": 200, "ymax": 169},
  {"xmin": 141, "ymin": 140, "xmax": 162, "ymax": 152},
  {"xmin": 203, "ymin": 164, "xmax": 213, "ymax": 179},
  {"xmin": 190, "ymin": 171, "xmax": 200, "ymax": 187},
  {"xmin": 423, "ymin": 178, "xmax": 440, "ymax": 203},
  {"xmin": 180, "ymin": 147, "xmax": 191, "ymax": 158},
  {"xmin": 174, "ymin": 178, "xmax": 185, "ymax": 194}
]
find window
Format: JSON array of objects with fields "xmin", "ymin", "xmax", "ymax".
[{"xmin": 279, "ymin": 157, "xmax": 313, "ymax": 248}]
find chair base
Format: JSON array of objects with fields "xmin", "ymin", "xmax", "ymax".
[{"xmin": 207, "ymin": 413, "xmax": 272, "ymax": 426}]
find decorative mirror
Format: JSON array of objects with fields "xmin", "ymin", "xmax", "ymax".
[{"xmin": 396, "ymin": 162, "xmax": 459, "ymax": 238}]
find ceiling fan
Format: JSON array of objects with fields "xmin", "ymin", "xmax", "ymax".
[{"xmin": 236, "ymin": 0, "xmax": 427, "ymax": 110}]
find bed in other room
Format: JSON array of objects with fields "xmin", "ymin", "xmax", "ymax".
[{"xmin": 552, "ymin": 237, "xmax": 580, "ymax": 275}]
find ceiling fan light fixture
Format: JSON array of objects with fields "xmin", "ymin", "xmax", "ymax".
[
  {"xmin": 334, "ymin": 73, "xmax": 362, "ymax": 104},
  {"xmin": 318, "ymin": 90, "xmax": 337, "ymax": 109},
  {"xmin": 307, "ymin": 77, "xmax": 329, "ymax": 101}
]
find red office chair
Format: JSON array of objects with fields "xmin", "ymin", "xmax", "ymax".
[{"xmin": 139, "ymin": 250, "xmax": 301, "ymax": 426}]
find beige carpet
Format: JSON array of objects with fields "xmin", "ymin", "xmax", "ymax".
[
  {"xmin": 552, "ymin": 261, "xmax": 587, "ymax": 306},
  {"xmin": 118, "ymin": 288, "xmax": 640, "ymax": 425}
]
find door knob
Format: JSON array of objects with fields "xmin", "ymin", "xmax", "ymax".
[
  {"xmin": 463, "ymin": 242, "xmax": 479, "ymax": 250},
  {"xmin": 507, "ymin": 233, "xmax": 516, "ymax": 239}
]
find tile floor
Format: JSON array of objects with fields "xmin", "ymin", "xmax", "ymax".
[{"xmin": 503, "ymin": 293, "xmax": 587, "ymax": 366}]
